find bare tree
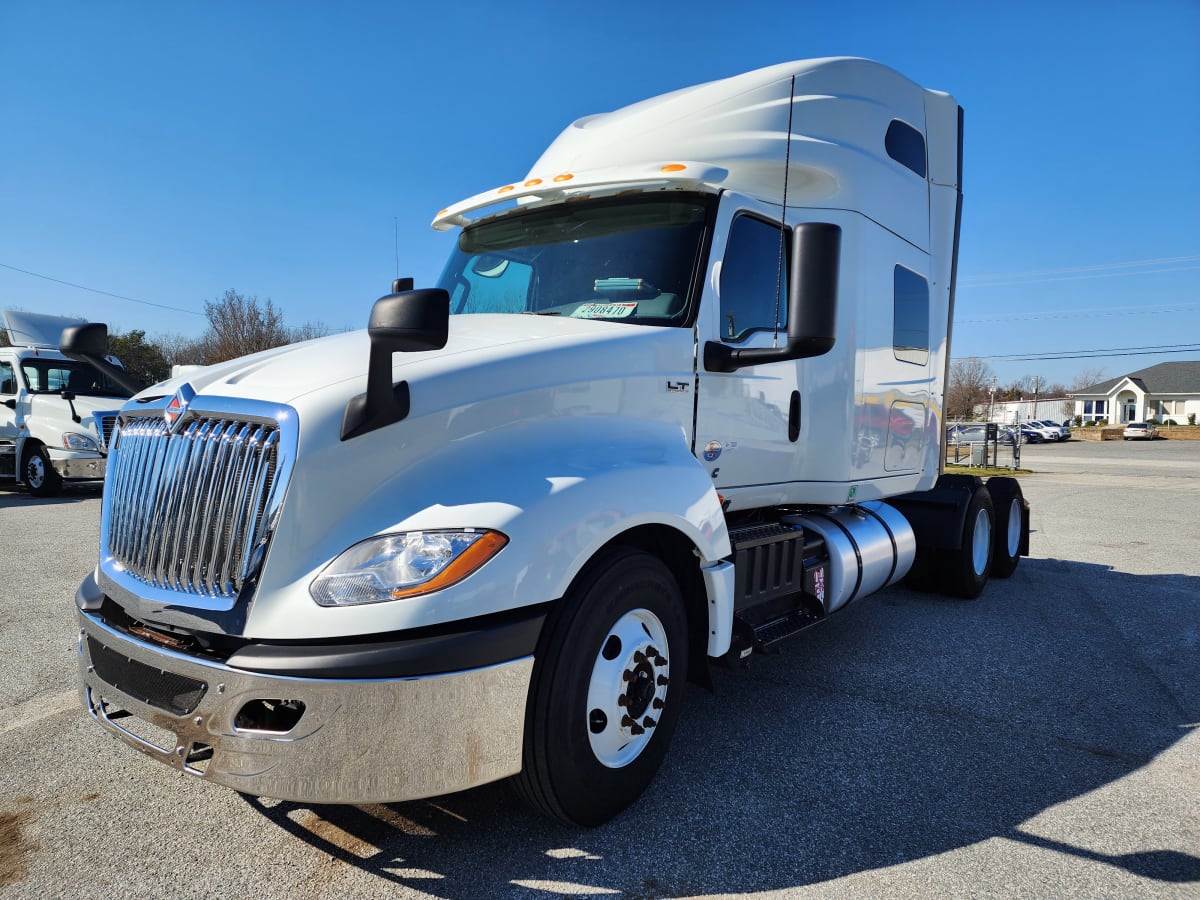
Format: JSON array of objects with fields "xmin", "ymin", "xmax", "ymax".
[
  {"xmin": 1070, "ymin": 366, "xmax": 1109, "ymax": 393},
  {"xmin": 201, "ymin": 290, "xmax": 289, "ymax": 363},
  {"xmin": 153, "ymin": 296, "xmax": 338, "ymax": 370},
  {"xmin": 945, "ymin": 357, "xmax": 995, "ymax": 420},
  {"xmin": 154, "ymin": 332, "xmax": 211, "ymax": 369},
  {"xmin": 290, "ymin": 320, "xmax": 333, "ymax": 343}
]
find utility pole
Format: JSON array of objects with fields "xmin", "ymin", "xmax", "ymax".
[{"xmin": 1032, "ymin": 375, "xmax": 1042, "ymax": 419}]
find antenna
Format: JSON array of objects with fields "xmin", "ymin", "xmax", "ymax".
[
  {"xmin": 394, "ymin": 217, "xmax": 400, "ymax": 279},
  {"xmin": 772, "ymin": 75, "xmax": 796, "ymax": 349}
]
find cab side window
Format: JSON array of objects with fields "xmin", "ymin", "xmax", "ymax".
[
  {"xmin": 0, "ymin": 361, "xmax": 14, "ymax": 395},
  {"xmin": 719, "ymin": 215, "xmax": 790, "ymax": 342}
]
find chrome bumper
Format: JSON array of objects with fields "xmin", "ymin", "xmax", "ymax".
[
  {"xmin": 51, "ymin": 453, "xmax": 107, "ymax": 480},
  {"xmin": 77, "ymin": 610, "xmax": 532, "ymax": 804}
]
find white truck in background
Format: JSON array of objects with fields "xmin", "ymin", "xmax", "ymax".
[
  {"xmin": 75, "ymin": 58, "xmax": 1029, "ymax": 826},
  {"xmin": 1, "ymin": 310, "xmax": 139, "ymax": 496}
]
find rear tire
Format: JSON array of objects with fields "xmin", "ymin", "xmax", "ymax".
[
  {"xmin": 940, "ymin": 486, "xmax": 994, "ymax": 599},
  {"xmin": 514, "ymin": 547, "xmax": 688, "ymax": 826},
  {"xmin": 23, "ymin": 444, "xmax": 63, "ymax": 497},
  {"xmin": 986, "ymin": 477, "xmax": 1025, "ymax": 579}
]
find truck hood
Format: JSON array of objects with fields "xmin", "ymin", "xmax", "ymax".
[
  {"xmin": 109, "ymin": 313, "xmax": 701, "ymax": 638},
  {"xmin": 137, "ymin": 314, "xmax": 691, "ymax": 411}
]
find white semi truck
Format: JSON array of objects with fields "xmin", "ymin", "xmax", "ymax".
[
  {"xmin": 75, "ymin": 58, "xmax": 1029, "ymax": 825},
  {"xmin": 1, "ymin": 311, "xmax": 138, "ymax": 496}
]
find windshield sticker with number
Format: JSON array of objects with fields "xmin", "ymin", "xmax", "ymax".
[{"xmin": 570, "ymin": 302, "xmax": 638, "ymax": 319}]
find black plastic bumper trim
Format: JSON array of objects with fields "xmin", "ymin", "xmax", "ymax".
[{"xmin": 224, "ymin": 604, "xmax": 549, "ymax": 679}]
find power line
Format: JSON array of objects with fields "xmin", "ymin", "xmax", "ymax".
[
  {"xmin": 961, "ymin": 265, "xmax": 1200, "ymax": 289},
  {"xmin": 976, "ymin": 343, "xmax": 1200, "ymax": 362},
  {"xmin": 957, "ymin": 301, "xmax": 1200, "ymax": 324},
  {"xmin": 0, "ymin": 261, "xmax": 205, "ymax": 316},
  {"xmin": 961, "ymin": 253, "xmax": 1200, "ymax": 287}
]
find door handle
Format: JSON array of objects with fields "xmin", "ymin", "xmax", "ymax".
[{"xmin": 788, "ymin": 391, "xmax": 801, "ymax": 442}]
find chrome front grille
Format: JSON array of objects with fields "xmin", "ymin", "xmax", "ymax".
[
  {"xmin": 105, "ymin": 410, "xmax": 285, "ymax": 601},
  {"xmin": 100, "ymin": 414, "xmax": 118, "ymax": 450},
  {"xmin": 92, "ymin": 411, "xmax": 120, "ymax": 452}
]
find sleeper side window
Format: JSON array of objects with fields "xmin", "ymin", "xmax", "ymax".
[
  {"xmin": 885, "ymin": 119, "xmax": 927, "ymax": 178},
  {"xmin": 894, "ymin": 265, "xmax": 929, "ymax": 365}
]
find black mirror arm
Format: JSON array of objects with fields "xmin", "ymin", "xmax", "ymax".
[
  {"xmin": 60, "ymin": 391, "xmax": 82, "ymax": 423},
  {"xmin": 341, "ymin": 287, "xmax": 450, "ymax": 441}
]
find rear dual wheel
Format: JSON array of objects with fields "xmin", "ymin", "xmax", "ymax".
[
  {"xmin": 515, "ymin": 547, "xmax": 688, "ymax": 826},
  {"xmin": 942, "ymin": 485, "xmax": 994, "ymax": 599},
  {"xmin": 909, "ymin": 476, "xmax": 995, "ymax": 600},
  {"xmin": 986, "ymin": 477, "xmax": 1025, "ymax": 579}
]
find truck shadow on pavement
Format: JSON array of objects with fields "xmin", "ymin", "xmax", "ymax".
[
  {"xmin": 0, "ymin": 484, "xmax": 101, "ymax": 508},
  {"xmin": 245, "ymin": 557, "xmax": 1200, "ymax": 896}
]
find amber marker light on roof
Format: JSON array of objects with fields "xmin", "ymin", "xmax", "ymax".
[
  {"xmin": 524, "ymin": 178, "xmax": 542, "ymax": 187},
  {"xmin": 661, "ymin": 163, "xmax": 688, "ymax": 172},
  {"xmin": 498, "ymin": 185, "xmax": 515, "ymax": 194},
  {"xmin": 553, "ymin": 173, "xmax": 574, "ymax": 182}
]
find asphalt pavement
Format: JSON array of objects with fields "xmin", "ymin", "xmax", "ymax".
[{"xmin": 1, "ymin": 440, "xmax": 1197, "ymax": 898}]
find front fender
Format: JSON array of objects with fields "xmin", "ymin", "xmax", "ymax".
[{"xmin": 246, "ymin": 416, "xmax": 728, "ymax": 640}]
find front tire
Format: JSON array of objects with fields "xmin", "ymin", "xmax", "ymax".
[
  {"xmin": 514, "ymin": 547, "xmax": 688, "ymax": 826},
  {"xmin": 23, "ymin": 444, "xmax": 63, "ymax": 497}
]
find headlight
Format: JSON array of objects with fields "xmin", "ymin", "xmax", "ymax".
[
  {"xmin": 310, "ymin": 529, "xmax": 508, "ymax": 607},
  {"xmin": 62, "ymin": 433, "xmax": 98, "ymax": 451}
]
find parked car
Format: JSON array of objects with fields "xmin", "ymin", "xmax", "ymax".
[
  {"xmin": 1022, "ymin": 421, "xmax": 1060, "ymax": 442},
  {"xmin": 999, "ymin": 425, "xmax": 1026, "ymax": 445},
  {"xmin": 1123, "ymin": 422, "xmax": 1159, "ymax": 440},
  {"xmin": 1034, "ymin": 418, "xmax": 1071, "ymax": 440},
  {"xmin": 949, "ymin": 424, "xmax": 1019, "ymax": 446},
  {"xmin": 1016, "ymin": 424, "xmax": 1045, "ymax": 444}
]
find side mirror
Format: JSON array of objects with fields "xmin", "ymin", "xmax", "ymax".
[
  {"xmin": 60, "ymin": 323, "xmax": 109, "ymax": 357},
  {"xmin": 59, "ymin": 322, "xmax": 144, "ymax": 395},
  {"xmin": 341, "ymin": 286, "xmax": 451, "ymax": 441},
  {"xmin": 2, "ymin": 399, "xmax": 14, "ymax": 410},
  {"xmin": 704, "ymin": 222, "xmax": 841, "ymax": 373},
  {"xmin": 367, "ymin": 287, "xmax": 450, "ymax": 355}
]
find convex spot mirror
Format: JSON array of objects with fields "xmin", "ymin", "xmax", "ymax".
[{"xmin": 471, "ymin": 255, "xmax": 510, "ymax": 278}]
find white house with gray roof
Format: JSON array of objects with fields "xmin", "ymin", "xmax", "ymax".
[{"xmin": 1071, "ymin": 361, "xmax": 1200, "ymax": 425}]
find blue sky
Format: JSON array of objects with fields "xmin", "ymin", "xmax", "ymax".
[{"xmin": 2, "ymin": 1, "xmax": 1197, "ymax": 389}]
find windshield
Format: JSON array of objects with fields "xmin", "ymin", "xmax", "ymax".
[
  {"xmin": 19, "ymin": 358, "xmax": 134, "ymax": 398},
  {"xmin": 437, "ymin": 194, "xmax": 713, "ymax": 325}
]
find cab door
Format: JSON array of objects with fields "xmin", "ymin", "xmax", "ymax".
[
  {"xmin": 0, "ymin": 358, "xmax": 19, "ymax": 477},
  {"xmin": 693, "ymin": 195, "xmax": 802, "ymax": 489}
]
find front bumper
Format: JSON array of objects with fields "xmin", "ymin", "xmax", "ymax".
[
  {"xmin": 77, "ymin": 609, "xmax": 533, "ymax": 804},
  {"xmin": 49, "ymin": 450, "xmax": 107, "ymax": 480}
]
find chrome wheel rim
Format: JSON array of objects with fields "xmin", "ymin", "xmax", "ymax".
[
  {"xmin": 972, "ymin": 507, "xmax": 992, "ymax": 576},
  {"xmin": 26, "ymin": 454, "xmax": 45, "ymax": 489},
  {"xmin": 586, "ymin": 608, "xmax": 670, "ymax": 769},
  {"xmin": 1006, "ymin": 498, "xmax": 1022, "ymax": 557}
]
